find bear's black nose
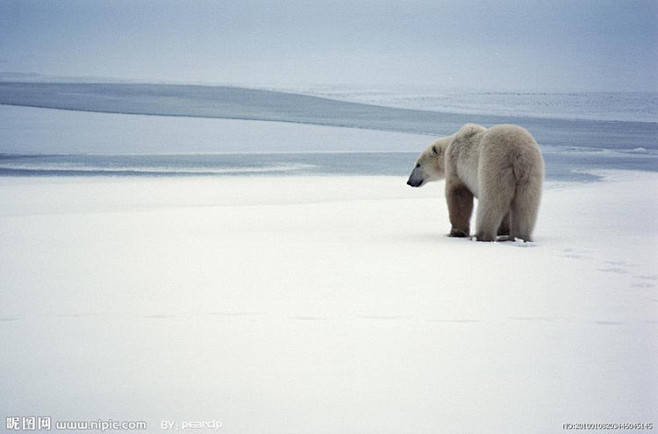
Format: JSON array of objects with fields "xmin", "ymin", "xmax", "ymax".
[
  {"xmin": 407, "ymin": 177, "xmax": 422, "ymax": 187},
  {"xmin": 407, "ymin": 166, "xmax": 424, "ymax": 187}
]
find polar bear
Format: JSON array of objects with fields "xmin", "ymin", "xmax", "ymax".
[{"xmin": 407, "ymin": 124, "xmax": 544, "ymax": 242}]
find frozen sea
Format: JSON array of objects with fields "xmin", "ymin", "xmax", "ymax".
[{"xmin": 0, "ymin": 82, "xmax": 656, "ymax": 182}]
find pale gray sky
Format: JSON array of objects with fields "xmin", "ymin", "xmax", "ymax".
[{"xmin": 1, "ymin": 0, "xmax": 656, "ymax": 91}]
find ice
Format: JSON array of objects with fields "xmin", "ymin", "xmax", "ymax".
[
  {"xmin": 1, "ymin": 82, "xmax": 657, "ymax": 151},
  {"xmin": 0, "ymin": 104, "xmax": 432, "ymax": 156},
  {"xmin": 289, "ymin": 86, "xmax": 658, "ymax": 123}
]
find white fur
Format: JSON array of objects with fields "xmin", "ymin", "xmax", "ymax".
[{"xmin": 407, "ymin": 124, "xmax": 544, "ymax": 242}]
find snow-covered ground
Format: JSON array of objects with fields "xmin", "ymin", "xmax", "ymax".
[
  {"xmin": 1, "ymin": 82, "xmax": 656, "ymax": 432},
  {"xmin": 1, "ymin": 172, "xmax": 656, "ymax": 433}
]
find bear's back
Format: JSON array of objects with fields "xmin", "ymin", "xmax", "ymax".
[
  {"xmin": 481, "ymin": 124, "xmax": 538, "ymax": 153},
  {"xmin": 479, "ymin": 124, "xmax": 544, "ymax": 185}
]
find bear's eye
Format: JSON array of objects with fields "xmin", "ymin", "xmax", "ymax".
[
  {"xmin": 432, "ymin": 146, "xmax": 438, "ymax": 154},
  {"xmin": 415, "ymin": 163, "xmax": 420, "ymax": 168}
]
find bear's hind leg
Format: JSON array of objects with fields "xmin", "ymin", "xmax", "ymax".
[
  {"xmin": 475, "ymin": 170, "xmax": 515, "ymax": 242},
  {"xmin": 446, "ymin": 183, "xmax": 474, "ymax": 237},
  {"xmin": 509, "ymin": 180, "xmax": 542, "ymax": 242}
]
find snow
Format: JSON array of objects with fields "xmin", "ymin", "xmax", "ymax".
[
  {"xmin": 1, "ymin": 172, "xmax": 656, "ymax": 433},
  {"xmin": 513, "ymin": 237, "xmax": 536, "ymax": 247}
]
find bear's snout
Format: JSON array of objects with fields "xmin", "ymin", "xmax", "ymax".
[
  {"xmin": 407, "ymin": 167, "xmax": 424, "ymax": 187},
  {"xmin": 407, "ymin": 177, "xmax": 422, "ymax": 187}
]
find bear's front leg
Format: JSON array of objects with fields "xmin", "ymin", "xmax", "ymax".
[{"xmin": 445, "ymin": 183, "xmax": 473, "ymax": 237}]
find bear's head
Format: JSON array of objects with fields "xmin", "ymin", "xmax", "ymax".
[{"xmin": 406, "ymin": 137, "xmax": 449, "ymax": 187}]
